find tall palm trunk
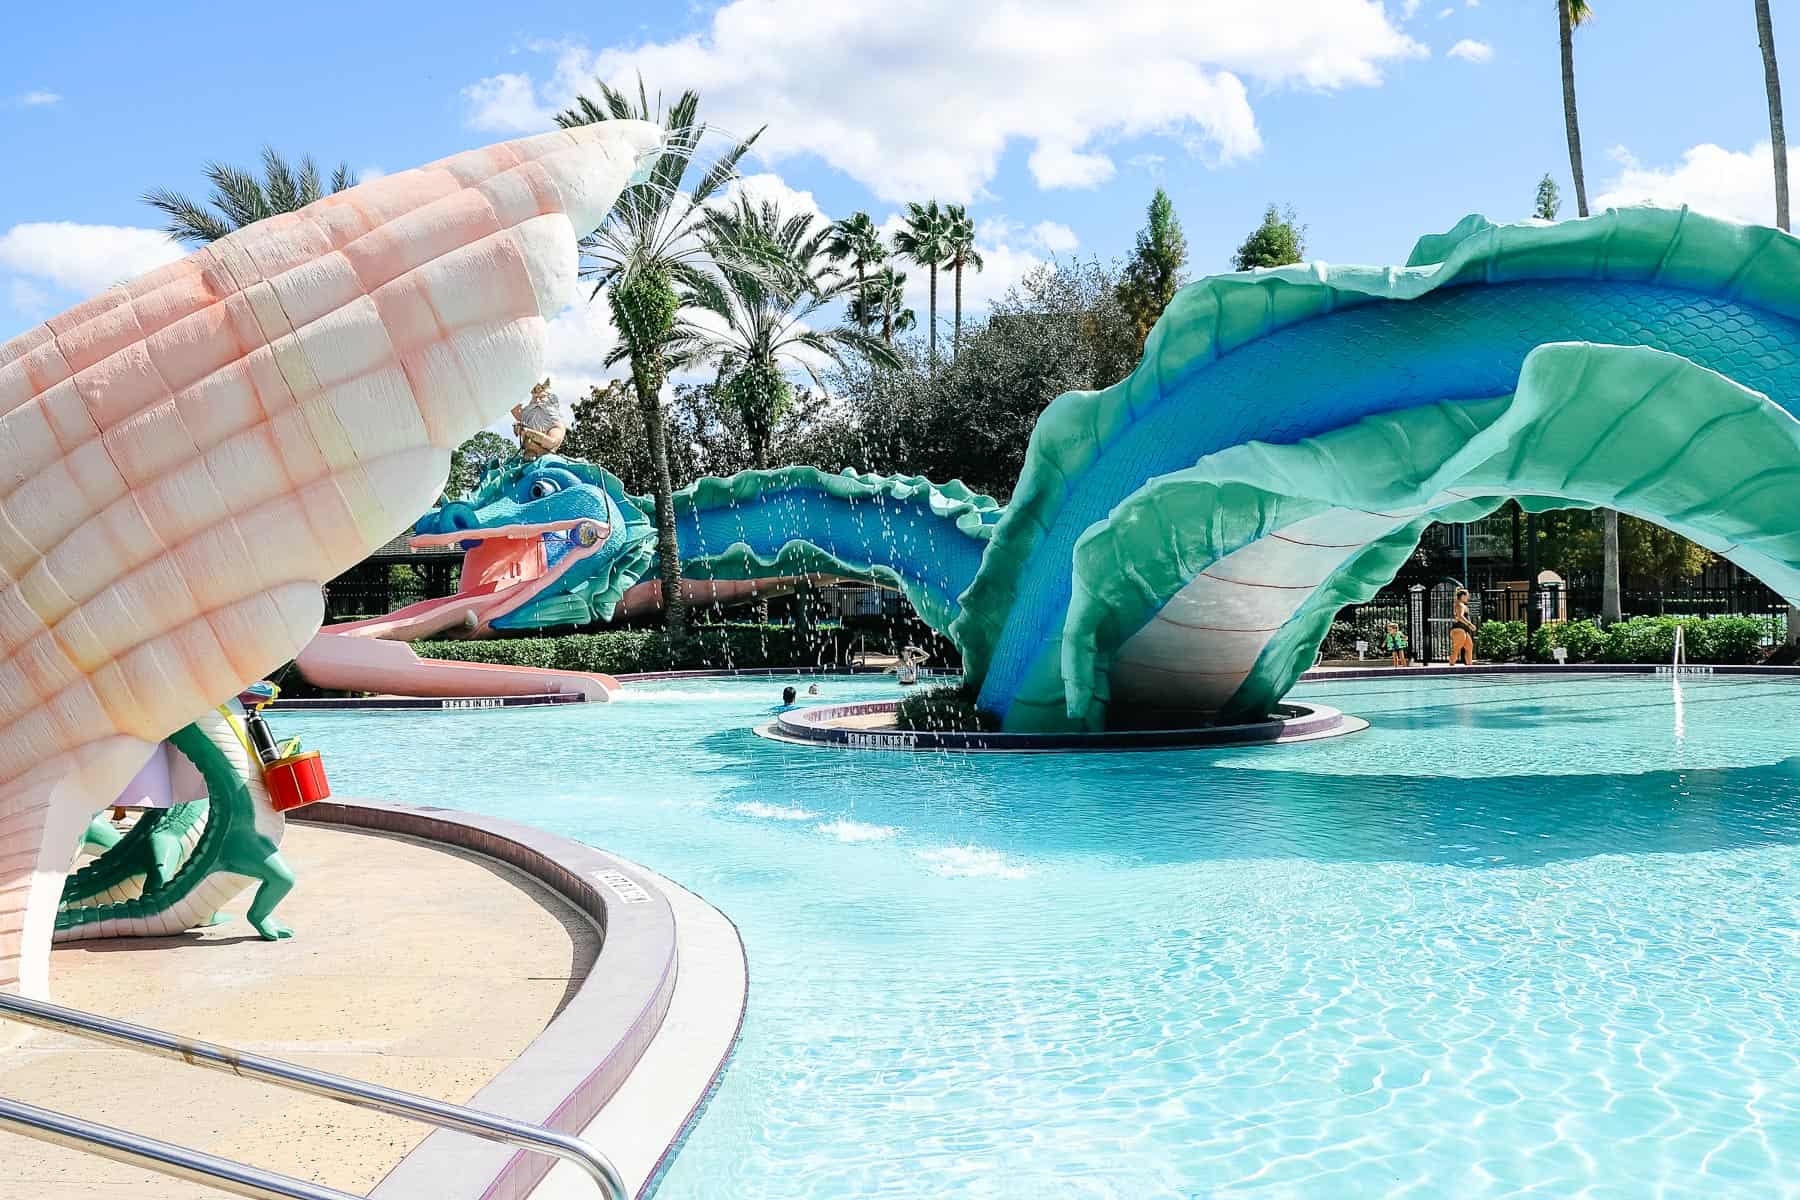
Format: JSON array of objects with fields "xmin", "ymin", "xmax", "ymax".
[
  {"xmin": 953, "ymin": 261, "xmax": 964, "ymax": 356},
  {"xmin": 882, "ymin": 303, "xmax": 893, "ymax": 342},
  {"xmin": 927, "ymin": 264, "xmax": 939, "ymax": 367},
  {"xmin": 1560, "ymin": 0, "xmax": 1615, "ymax": 618},
  {"xmin": 1759, "ymin": 0, "xmax": 1790, "ymax": 232},
  {"xmin": 630, "ymin": 357, "xmax": 686, "ymax": 638},
  {"xmin": 855, "ymin": 262, "xmax": 869, "ymax": 336},
  {"xmin": 1559, "ymin": 2, "xmax": 1589, "ymax": 217},
  {"xmin": 1602, "ymin": 511, "xmax": 1621, "ymax": 622},
  {"xmin": 1756, "ymin": 0, "xmax": 1798, "ymax": 642}
]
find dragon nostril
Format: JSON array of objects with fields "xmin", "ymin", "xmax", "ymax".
[{"xmin": 439, "ymin": 503, "xmax": 478, "ymax": 532}]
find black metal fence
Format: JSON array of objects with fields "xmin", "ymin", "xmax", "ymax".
[
  {"xmin": 1332, "ymin": 580, "xmax": 1790, "ymax": 662},
  {"xmin": 321, "ymin": 579, "xmax": 437, "ymax": 623}
]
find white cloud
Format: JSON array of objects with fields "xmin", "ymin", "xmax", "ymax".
[
  {"xmin": 1029, "ymin": 220, "xmax": 1080, "ymax": 253},
  {"xmin": 1401, "ymin": 0, "xmax": 1422, "ymax": 16},
  {"xmin": 0, "ymin": 222, "xmax": 184, "ymax": 297},
  {"xmin": 17, "ymin": 90, "xmax": 61, "ymax": 108},
  {"xmin": 1594, "ymin": 141, "xmax": 1787, "ymax": 225},
  {"xmin": 460, "ymin": 1, "xmax": 1425, "ymax": 202},
  {"xmin": 1465, "ymin": 0, "xmax": 1479, "ymax": 7},
  {"xmin": 1437, "ymin": 6, "xmax": 1453, "ymax": 16},
  {"xmin": 725, "ymin": 171, "xmax": 826, "ymax": 221},
  {"xmin": 463, "ymin": 72, "xmax": 552, "ymax": 133},
  {"xmin": 1447, "ymin": 39, "xmax": 1492, "ymax": 63}
]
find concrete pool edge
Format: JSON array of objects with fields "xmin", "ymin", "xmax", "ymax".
[
  {"xmin": 760, "ymin": 700, "xmax": 1367, "ymax": 752},
  {"xmin": 1300, "ymin": 662, "xmax": 1800, "ymax": 681},
  {"xmin": 290, "ymin": 799, "xmax": 747, "ymax": 1200}
]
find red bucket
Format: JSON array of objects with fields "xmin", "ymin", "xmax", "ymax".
[{"xmin": 264, "ymin": 750, "xmax": 330, "ymax": 812}]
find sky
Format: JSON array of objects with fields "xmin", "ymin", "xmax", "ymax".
[{"xmin": 1, "ymin": 0, "xmax": 1794, "ymax": 398}]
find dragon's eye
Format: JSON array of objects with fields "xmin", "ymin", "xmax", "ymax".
[{"xmin": 529, "ymin": 478, "xmax": 560, "ymax": 500}]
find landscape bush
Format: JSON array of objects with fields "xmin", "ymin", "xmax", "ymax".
[
  {"xmin": 1476, "ymin": 619, "xmax": 1527, "ymax": 662},
  {"xmin": 1472, "ymin": 613, "xmax": 1775, "ymax": 666},
  {"xmin": 412, "ymin": 623, "xmax": 855, "ymax": 675}
]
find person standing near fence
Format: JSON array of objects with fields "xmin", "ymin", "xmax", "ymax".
[{"xmin": 1450, "ymin": 588, "xmax": 1477, "ymax": 666}]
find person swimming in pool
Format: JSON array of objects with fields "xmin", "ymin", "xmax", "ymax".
[{"xmin": 772, "ymin": 685, "xmax": 800, "ymax": 713}]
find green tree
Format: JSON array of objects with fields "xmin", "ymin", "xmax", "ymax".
[
  {"xmin": 1116, "ymin": 187, "xmax": 1189, "ymax": 349},
  {"xmin": 942, "ymin": 204, "xmax": 984, "ymax": 356},
  {"xmin": 672, "ymin": 196, "xmax": 898, "ymax": 468},
  {"xmin": 444, "ymin": 431, "xmax": 516, "ymax": 499},
  {"xmin": 562, "ymin": 379, "xmax": 703, "ymax": 493},
  {"xmin": 1554, "ymin": 2, "xmax": 1618, "ymax": 620},
  {"xmin": 144, "ymin": 148, "xmax": 355, "ymax": 246},
  {"xmin": 1232, "ymin": 204, "xmax": 1306, "ymax": 271},
  {"xmin": 832, "ymin": 258, "xmax": 1137, "ymax": 499},
  {"xmin": 850, "ymin": 266, "xmax": 915, "ymax": 341},
  {"xmin": 557, "ymin": 78, "xmax": 762, "ymax": 637},
  {"xmin": 893, "ymin": 200, "xmax": 950, "ymax": 367},
  {"xmin": 823, "ymin": 212, "xmax": 886, "ymax": 336},
  {"xmin": 1534, "ymin": 174, "xmax": 1562, "ymax": 220},
  {"xmin": 1755, "ymin": 0, "xmax": 1797, "ymax": 641}
]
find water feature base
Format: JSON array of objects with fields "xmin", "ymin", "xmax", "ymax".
[{"xmin": 760, "ymin": 700, "xmax": 1365, "ymax": 752}]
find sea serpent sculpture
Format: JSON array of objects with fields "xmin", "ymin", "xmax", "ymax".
[
  {"xmin": 365, "ymin": 207, "xmax": 1800, "ymax": 737},
  {"xmin": 0, "ymin": 120, "xmax": 660, "ymax": 998}
]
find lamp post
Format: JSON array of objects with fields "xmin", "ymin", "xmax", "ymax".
[{"xmin": 1525, "ymin": 510, "xmax": 1541, "ymax": 637}]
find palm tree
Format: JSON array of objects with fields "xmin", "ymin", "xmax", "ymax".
[
  {"xmin": 673, "ymin": 197, "xmax": 899, "ymax": 468},
  {"xmin": 1755, "ymin": 0, "xmax": 1797, "ymax": 643},
  {"xmin": 942, "ymin": 204, "xmax": 984, "ymax": 356},
  {"xmin": 1556, "ymin": 1, "xmax": 1617, "ymax": 620},
  {"xmin": 823, "ymin": 212, "xmax": 886, "ymax": 336},
  {"xmin": 892, "ymin": 200, "xmax": 950, "ymax": 366},
  {"xmin": 144, "ymin": 148, "xmax": 356, "ymax": 246},
  {"xmin": 850, "ymin": 266, "xmax": 916, "ymax": 342},
  {"xmin": 1558, "ymin": 1, "xmax": 1594, "ymax": 217},
  {"xmin": 1758, "ymin": 0, "xmax": 1790, "ymax": 232},
  {"xmin": 556, "ymin": 78, "xmax": 762, "ymax": 638}
]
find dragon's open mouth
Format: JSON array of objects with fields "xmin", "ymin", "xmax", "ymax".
[{"xmin": 392, "ymin": 518, "xmax": 611, "ymax": 634}]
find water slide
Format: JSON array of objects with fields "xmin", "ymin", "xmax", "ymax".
[
  {"xmin": 292, "ymin": 205, "xmax": 1800, "ymax": 738},
  {"xmin": 949, "ymin": 209, "xmax": 1800, "ymax": 730},
  {"xmin": 0, "ymin": 121, "xmax": 659, "ymax": 996},
  {"xmin": 296, "ymin": 462, "xmax": 1004, "ymax": 699}
]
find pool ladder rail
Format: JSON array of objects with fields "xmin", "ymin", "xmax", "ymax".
[{"xmin": 0, "ymin": 991, "xmax": 628, "ymax": 1200}]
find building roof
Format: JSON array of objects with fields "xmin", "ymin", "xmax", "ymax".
[{"xmin": 367, "ymin": 531, "xmax": 461, "ymax": 560}]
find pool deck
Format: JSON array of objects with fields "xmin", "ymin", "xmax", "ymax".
[
  {"xmin": 0, "ymin": 806, "xmax": 747, "ymax": 1200},
  {"xmin": 0, "ymin": 822, "xmax": 599, "ymax": 1198}
]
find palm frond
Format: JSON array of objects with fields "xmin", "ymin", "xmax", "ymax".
[
  {"xmin": 141, "ymin": 187, "xmax": 234, "ymax": 246},
  {"xmin": 205, "ymin": 162, "xmax": 272, "ymax": 229},
  {"xmin": 690, "ymin": 126, "xmax": 764, "ymax": 206}
]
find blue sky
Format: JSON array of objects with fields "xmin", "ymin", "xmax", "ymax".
[{"xmin": 1, "ymin": 0, "xmax": 1792, "ymax": 393}]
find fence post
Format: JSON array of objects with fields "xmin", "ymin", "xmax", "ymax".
[{"xmin": 1408, "ymin": 584, "xmax": 1427, "ymax": 665}]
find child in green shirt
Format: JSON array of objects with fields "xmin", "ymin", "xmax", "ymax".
[{"xmin": 1383, "ymin": 622, "xmax": 1409, "ymax": 666}]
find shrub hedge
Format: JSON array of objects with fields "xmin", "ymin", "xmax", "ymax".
[
  {"xmin": 412, "ymin": 623, "xmax": 857, "ymax": 675},
  {"xmin": 1475, "ymin": 619, "xmax": 1528, "ymax": 663},
  {"xmin": 1472, "ymin": 613, "xmax": 1775, "ymax": 664}
]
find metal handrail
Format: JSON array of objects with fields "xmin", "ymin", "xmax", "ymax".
[
  {"xmin": 0, "ymin": 1096, "xmax": 361, "ymax": 1200},
  {"xmin": 0, "ymin": 992, "xmax": 627, "ymax": 1200}
]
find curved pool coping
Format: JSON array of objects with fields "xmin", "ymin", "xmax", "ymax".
[
  {"xmin": 290, "ymin": 799, "xmax": 746, "ymax": 1200},
  {"xmin": 1301, "ymin": 661, "xmax": 1800, "ymax": 681},
  {"xmin": 760, "ymin": 700, "xmax": 1365, "ymax": 752}
]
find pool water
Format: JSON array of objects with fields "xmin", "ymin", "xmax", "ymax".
[{"xmin": 284, "ymin": 673, "xmax": 1800, "ymax": 1197}]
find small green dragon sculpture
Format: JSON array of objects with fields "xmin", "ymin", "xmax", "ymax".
[{"xmin": 56, "ymin": 708, "xmax": 297, "ymax": 944}]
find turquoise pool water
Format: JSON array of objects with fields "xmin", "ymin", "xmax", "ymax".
[{"xmin": 284, "ymin": 672, "xmax": 1800, "ymax": 1197}]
